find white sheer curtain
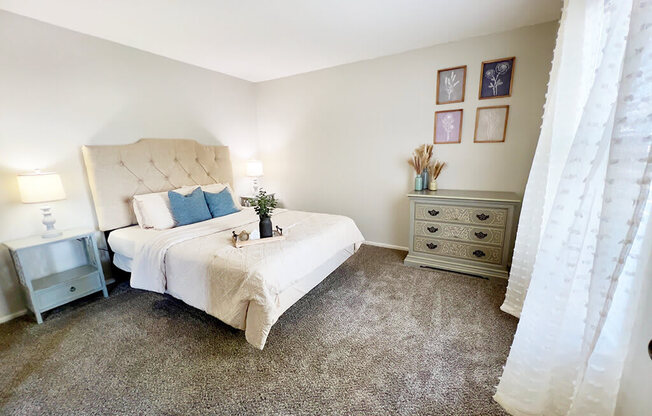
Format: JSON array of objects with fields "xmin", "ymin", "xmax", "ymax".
[{"xmin": 495, "ymin": 0, "xmax": 652, "ymax": 414}]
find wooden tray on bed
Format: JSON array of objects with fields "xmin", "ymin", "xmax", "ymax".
[{"xmin": 232, "ymin": 227, "xmax": 285, "ymax": 248}]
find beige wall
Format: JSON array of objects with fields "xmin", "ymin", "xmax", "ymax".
[
  {"xmin": 255, "ymin": 22, "xmax": 557, "ymax": 249},
  {"xmin": 0, "ymin": 11, "xmax": 258, "ymax": 319}
]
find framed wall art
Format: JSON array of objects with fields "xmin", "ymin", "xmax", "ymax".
[
  {"xmin": 474, "ymin": 105, "xmax": 509, "ymax": 143},
  {"xmin": 434, "ymin": 109, "xmax": 463, "ymax": 144},
  {"xmin": 436, "ymin": 65, "xmax": 466, "ymax": 104},
  {"xmin": 479, "ymin": 57, "xmax": 515, "ymax": 99}
]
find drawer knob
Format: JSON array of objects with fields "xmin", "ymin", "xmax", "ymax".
[
  {"xmin": 428, "ymin": 209, "xmax": 440, "ymax": 216},
  {"xmin": 426, "ymin": 243, "xmax": 438, "ymax": 250},
  {"xmin": 427, "ymin": 226, "xmax": 439, "ymax": 233},
  {"xmin": 475, "ymin": 231, "xmax": 488, "ymax": 239},
  {"xmin": 476, "ymin": 213, "xmax": 490, "ymax": 221},
  {"xmin": 69, "ymin": 286, "xmax": 76, "ymax": 292},
  {"xmin": 472, "ymin": 250, "xmax": 486, "ymax": 258}
]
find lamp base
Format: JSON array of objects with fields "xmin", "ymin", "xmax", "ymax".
[
  {"xmin": 40, "ymin": 206, "xmax": 62, "ymax": 239},
  {"xmin": 42, "ymin": 230, "xmax": 63, "ymax": 239},
  {"xmin": 252, "ymin": 177, "xmax": 261, "ymax": 195}
]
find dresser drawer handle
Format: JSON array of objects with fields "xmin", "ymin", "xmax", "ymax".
[
  {"xmin": 427, "ymin": 226, "xmax": 439, "ymax": 233},
  {"xmin": 476, "ymin": 213, "xmax": 490, "ymax": 221},
  {"xmin": 426, "ymin": 243, "xmax": 438, "ymax": 250},
  {"xmin": 472, "ymin": 250, "xmax": 486, "ymax": 258},
  {"xmin": 428, "ymin": 209, "xmax": 440, "ymax": 216},
  {"xmin": 69, "ymin": 286, "xmax": 76, "ymax": 292},
  {"xmin": 475, "ymin": 231, "xmax": 488, "ymax": 239}
]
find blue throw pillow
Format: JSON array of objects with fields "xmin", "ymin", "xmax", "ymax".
[
  {"xmin": 168, "ymin": 187, "xmax": 212, "ymax": 226},
  {"xmin": 204, "ymin": 187, "xmax": 240, "ymax": 218}
]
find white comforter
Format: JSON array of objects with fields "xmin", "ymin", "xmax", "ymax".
[{"xmin": 130, "ymin": 208, "xmax": 364, "ymax": 349}]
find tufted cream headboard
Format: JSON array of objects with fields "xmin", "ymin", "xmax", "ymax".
[{"xmin": 82, "ymin": 138, "xmax": 233, "ymax": 231}]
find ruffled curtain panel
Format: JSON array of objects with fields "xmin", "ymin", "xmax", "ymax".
[{"xmin": 495, "ymin": 0, "xmax": 652, "ymax": 414}]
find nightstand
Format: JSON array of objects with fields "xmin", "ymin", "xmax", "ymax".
[
  {"xmin": 4, "ymin": 228, "xmax": 109, "ymax": 324},
  {"xmin": 240, "ymin": 193, "xmax": 276, "ymax": 207}
]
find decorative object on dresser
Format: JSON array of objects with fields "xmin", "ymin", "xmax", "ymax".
[
  {"xmin": 414, "ymin": 174, "xmax": 423, "ymax": 191},
  {"xmin": 436, "ymin": 65, "xmax": 466, "ymax": 104},
  {"xmin": 427, "ymin": 161, "xmax": 446, "ymax": 191},
  {"xmin": 16, "ymin": 171, "xmax": 66, "ymax": 238},
  {"xmin": 474, "ymin": 105, "xmax": 509, "ymax": 143},
  {"xmin": 4, "ymin": 228, "xmax": 109, "ymax": 324},
  {"xmin": 434, "ymin": 109, "xmax": 463, "ymax": 144},
  {"xmin": 479, "ymin": 57, "xmax": 515, "ymax": 99},
  {"xmin": 251, "ymin": 190, "xmax": 278, "ymax": 238},
  {"xmin": 408, "ymin": 144, "xmax": 433, "ymax": 191},
  {"xmin": 404, "ymin": 190, "xmax": 521, "ymax": 279},
  {"xmin": 246, "ymin": 159, "xmax": 264, "ymax": 194}
]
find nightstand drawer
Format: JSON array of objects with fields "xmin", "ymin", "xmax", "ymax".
[
  {"xmin": 414, "ymin": 220, "xmax": 504, "ymax": 246},
  {"xmin": 414, "ymin": 237, "xmax": 503, "ymax": 265},
  {"xmin": 415, "ymin": 203, "xmax": 507, "ymax": 227},
  {"xmin": 36, "ymin": 272, "xmax": 102, "ymax": 311}
]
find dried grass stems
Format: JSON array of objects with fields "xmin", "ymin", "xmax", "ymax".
[
  {"xmin": 408, "ymin": 154, "xmax": 423, "ymax": 175},
  {"xmin": 428, "ymin": 161, "xmax": 446, "ymax": 179},
  {"xmin": 408, "ymin": 144, "xmax": 434, "ymax": 175}
]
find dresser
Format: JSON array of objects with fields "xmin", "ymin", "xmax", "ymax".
[{"xmin": 404, "ymin": 190, "xmax": 521, "ymax": 279}]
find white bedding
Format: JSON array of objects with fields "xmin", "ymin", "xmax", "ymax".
[
  {"xmin": 117, "ymin": 207, "xmax": 364, "ymax": 349},
  {"xmin": 108, "ymin": 225, "xmax": 157, "ymax": 259}
]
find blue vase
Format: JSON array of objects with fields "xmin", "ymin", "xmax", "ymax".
[
  {"xmin": 421, "ymin": 170, "xmax": 429, "ymax": 191},
  {"xmin": 415, "ymin": 175, "xmax": 423, "ymax": 191}
]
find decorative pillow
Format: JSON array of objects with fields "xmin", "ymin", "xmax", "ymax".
[
  {"xmin": 204, "ymin": 187, "xmax": 240, "ymax": 218},
  {"xmin": 168, "ymin": 187, "xmax": 212, "ymax": 226},
  {"xmin": 133, "ymin": 191, "xmax": 175, "ymax": 230},
  {"xmin": 133, "ymin": 186, "xmax": 195, "ymax": 230},
  {"xmin": 201, "ymin": 183, "xmax": 242, "ymax": 209}
]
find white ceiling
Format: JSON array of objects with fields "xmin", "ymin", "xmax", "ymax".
[{"xmin": 0, "ymin": 0, "xmax": 561, "ymax": 82}]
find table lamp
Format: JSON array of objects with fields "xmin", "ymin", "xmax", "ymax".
[
  {"xmin": 246, "ymin": 160, "xmax": 264, "ymax": 195},
  {"xmin": 17, "ymin": 171, "xmax": 66, "ymax": 238}
]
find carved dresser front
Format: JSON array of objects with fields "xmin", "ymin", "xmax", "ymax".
[{"xmin": 404, "ymin": 190, "xmax": 521, "ymax": 279}]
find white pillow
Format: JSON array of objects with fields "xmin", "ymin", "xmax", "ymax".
[{"xmin": 133, "ymin": 186, "xmax": 195, "ymax": 230}]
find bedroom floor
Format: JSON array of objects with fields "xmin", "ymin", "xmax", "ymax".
[{"xmin": 0, "ymin": 245, "xmax": 517, "ymax": 415}]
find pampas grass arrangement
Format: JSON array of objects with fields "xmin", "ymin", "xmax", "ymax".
[
  {"xmin": 408, "ymin": 144, "xmax": 434, "ymax": 175},
  {"xmin": 408, "ymin": 154, "xmax": 423, "ymax": 175},
  {"xmin": 428, "ymin": 160, "xmax": 446, "ymax": 179}
]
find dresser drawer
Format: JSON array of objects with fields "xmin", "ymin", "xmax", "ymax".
[
  {"xmin": 36, "ymin": 272, "xmax": 102, "ymax": 311},
  {"xmin": 415, "ymin": 203, "xmax": 507, "ymax": 227},
  {"xmin": 414, "ymin": 237, "xmax": 503, "ymax": 265},
  {"xmin": 414, "ymin": 220, "xmax": 504, "ymax": 246}
]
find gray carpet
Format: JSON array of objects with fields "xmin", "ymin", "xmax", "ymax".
[{"xmin": 0, "ymin": 245, "xmax": 517, "ymax": 415}]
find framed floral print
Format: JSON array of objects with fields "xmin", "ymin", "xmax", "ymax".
[
  {"xmin": 436, "ymin": 65, "xmax": 466, "ymax": 104},
  {"xmin": 474, "ymin": 105, "xmax": 509, "ymax": 143},
  {"xmin": 434, "ymin": 109, "xmax": 463, "ymax": 144},
  {"xmin": 479, "ymin": 57, "xmax": 515, "ymax": 99}
]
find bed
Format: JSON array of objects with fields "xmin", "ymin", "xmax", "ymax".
[{"xmin": 82, "ymin": 139, "xmax": 364, "ymax": 349}]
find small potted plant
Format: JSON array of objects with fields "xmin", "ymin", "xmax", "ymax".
[{"xmin": 251, "ymin": 190, "xmax": 278, "ymax": 238}]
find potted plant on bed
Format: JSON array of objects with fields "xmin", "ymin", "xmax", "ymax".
[{"xmin": 251, "ymin": 190, "xmax": 278, "ymax": 238}]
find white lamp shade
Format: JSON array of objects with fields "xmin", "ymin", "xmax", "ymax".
[
  {"xmin": 17, "ymin": 172, "xmax": 66, "ymax": 203},
  {"xmin": 246, "ymin": 160, "xmax": 264, "ymax": 177}
]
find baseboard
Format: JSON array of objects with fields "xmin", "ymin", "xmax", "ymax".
[
  {"xmin": 0, "ymin": 309, "xmax": 27, "ymax": 324},
  {"xmin": 363, "ymin": 241, "xmax": 409, "ymax": 252}
]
